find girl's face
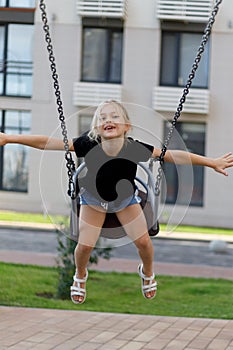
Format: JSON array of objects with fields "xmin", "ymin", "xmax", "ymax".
[{"xmin": 96, "ymin": 103, "xmax": 130, "ymax": 140}]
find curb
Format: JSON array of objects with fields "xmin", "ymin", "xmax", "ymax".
[
  {"xmin": 0, "ymin": 221, "xmax": 233, "ymax": 242},
  {"xmin": 158, "ymin": 231, "xmax": 233, "ymax": 243}
]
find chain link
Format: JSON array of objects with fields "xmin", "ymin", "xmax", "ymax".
[
  {"xmin": 39, "ymin": 0, "xmax": 76, "ymax": 198},
  {"xmin": 155, "ymin": 0, "xmax": 223, "ymax": 196}
]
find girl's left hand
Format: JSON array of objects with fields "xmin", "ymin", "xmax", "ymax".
[{"xmin": 213, "ymin": 152, "xmax": 233, "ymax": 176}]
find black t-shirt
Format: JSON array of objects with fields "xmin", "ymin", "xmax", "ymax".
[{"xmin": 73, "ymin": 133, "xmax": 154, "ymax": 202}]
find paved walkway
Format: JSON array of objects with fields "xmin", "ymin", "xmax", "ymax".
[
  {"xmin": 0, "ymin": 222, "xmax": 233, "ymax": 349},
  {"xmin": 0, "ymin": 306, "xmax": 233, "ymax": 350}
]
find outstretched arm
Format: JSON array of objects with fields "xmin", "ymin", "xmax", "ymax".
[
  {"xmin": 152, "ymin": 148, "xmax": 233, "ymax": 176},
  {"xmin": 0, "ymin": 132, "xmax": 74, "ymax": 151}
]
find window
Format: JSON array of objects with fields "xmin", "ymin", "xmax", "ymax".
[
  {"xmin": 0, "ymin": 25, "xmax": 4, "ymax": 94},
  {"xmin": 162, "ymin": 122, "xmax": 206, "ymax": 207},
  {"xmin": 0, "ymin": 110, "xmax": 31, "ymax": 192},
  {"xmin": 0, "ymin": 0, "xmax": 36, "ymax": 7},
  {"xmin": 0, "ymin": 23, "xmax": 34, "ymax": 96},
  {"xmin": 9, "ymin": 0, "xmax": 36, "ymax": 7},
  {"xmin": 160, "ymin": 31, "xmax": 210, "ymax": 88},
  {"xmin": 82, "ymin": 25, "xmax": 123, "ymax": 83}
]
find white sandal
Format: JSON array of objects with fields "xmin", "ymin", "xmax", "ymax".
[
  {"xmin": 138, "ymin": 264, "xmax": 157, "ymax": 300},
  {"xmin": 70, "ymin": 269, "xmax": 88, "ymax": 304}
]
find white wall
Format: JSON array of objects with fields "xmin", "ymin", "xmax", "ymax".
[
  {"xmin": 212, "ymin": 0, "xmax": 233, "ymax": 34},
  {"xmin": 29, "ymin": 19, "xmax": 81, "ymax": 215},
  {"xmin": 126, "ymin": 0, "xmax": 159, "ymax": 29},
  {"xmin": 35, "ymin": 0, "xmax": 78, "ymax": 25}
]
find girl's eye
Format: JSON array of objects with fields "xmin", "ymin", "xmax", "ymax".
[{"xmin": 113, "ymin": 115, "xmax": 119, "ymax": 119}]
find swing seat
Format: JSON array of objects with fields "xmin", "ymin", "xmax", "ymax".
[{"xmin": 70, "ymin": 161, "xmax": 160, "ymax": 241}]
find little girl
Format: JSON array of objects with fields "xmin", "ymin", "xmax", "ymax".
[{"xmin": 1, "ymin": 100, "xmax": 233, "ymax": 304}]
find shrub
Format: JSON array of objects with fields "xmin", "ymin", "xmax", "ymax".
[{"xmin": 56, "ymin": 231, "xmax": 112, "ymax": 299}]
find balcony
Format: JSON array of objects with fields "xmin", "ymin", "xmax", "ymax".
[
  {"xmin": 73, "ymin": 82, "xmax": 122, "ymax": 107},
  {"xmin": 77, "ymin": 0, "xmax": 127, "ymax": 18},
  {"xmin": 152, "ymin": 86, "xmax": 209, "ymax": 114},
  {"xmin": 157, "ymin": 0, "xmax": 213, "ymax": 23}
]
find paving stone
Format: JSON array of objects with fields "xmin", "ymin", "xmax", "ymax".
[{"xmin": 0, "ymin": 307, "xmax": 233, "ymax": 350}]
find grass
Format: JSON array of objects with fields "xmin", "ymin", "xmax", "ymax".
[
  {"xmin": 163, "ymin": 224, "xmax": 233, "ymax": 235},
  {"xmin": 0, "ymin": 262, "xmax": 232, "ymax": 319},
  {"xmin": 0, "ymin": 210, "xmax": 66, "ymax": 225},
  {"xmin": 0, "ymin": 210, "xmax": 232, "ymax": 235}
]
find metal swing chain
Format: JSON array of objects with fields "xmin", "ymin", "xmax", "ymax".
[
  {"xmin": 39, "ymin": 0, "xmax": 76, "ymax": 198},
  {"xmin": 154, "ymin": 0, "xmax": 223, "ymax": 197}
]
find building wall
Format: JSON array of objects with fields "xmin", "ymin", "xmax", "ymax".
[
  {"xmin": 181, "ymin": 0, "xmax": 233, "ymax": 228},
  {"xmin": 1, "ymin": 0, "xmax": 233, "ymax": 229}
]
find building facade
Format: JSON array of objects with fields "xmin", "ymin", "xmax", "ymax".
[{"xmin": 0, "ymin": 0, "xmax": 233, "ymax": 229}]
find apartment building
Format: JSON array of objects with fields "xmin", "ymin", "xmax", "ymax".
[{"xmin": 0, "ymin": 0, "xmax": 232, "ymax": 229}]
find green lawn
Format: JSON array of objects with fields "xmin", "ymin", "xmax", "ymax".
[
  {"xmin": 0, "ymin": 262, "xmax": 232, "ymax": 319},
  {"xmin": 165, "ymin": 224, "xmax": 233, "ymax": 235},
  {"xmin": 0, "ymin": 210, "xmax": 66, "ymax": 225},
  {"xmin": 0, "ymin": 210, "xmax": 233, "ymax": 235}
]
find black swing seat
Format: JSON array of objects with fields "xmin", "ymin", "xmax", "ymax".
[{"xmin": 70, "ymin": 160, "xmax": 160, "ymax": 241}]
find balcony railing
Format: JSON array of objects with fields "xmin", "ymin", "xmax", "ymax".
[
  {"xmin": 157, "ymin": 0, "xmax": 213, "ymax": 23},
  {"xmin": 73, "ymin": 82, "xmax": 122, "ymax": 107},
  {"xmin": 152, "ymin": 86, "xmax": 209, "ymax": 114},
  {"xmin": 77, "ymin": 0, "xmax": 127, "ymax": 18}
]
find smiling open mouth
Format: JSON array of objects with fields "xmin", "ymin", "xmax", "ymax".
[{"xmin": 104, "ymin": 125, "xmax": 115, "ymax": 130}]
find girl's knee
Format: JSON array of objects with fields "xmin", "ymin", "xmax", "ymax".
[
  {"xmin": 135, "ymin": 233, "xmax": 151, "ymax": 250},
  {"xmin": 75, "ymin": 243, "xmax": 93, "ymax": 254}
]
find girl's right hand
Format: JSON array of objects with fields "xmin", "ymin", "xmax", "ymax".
[{"xmin": 0, "ymin": 132, "xmax": 7, "ymax": 146}]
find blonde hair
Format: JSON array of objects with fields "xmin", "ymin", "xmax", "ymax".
[{"xmin": 88, "ymin": 100, "xmax": 131, "ymax": 141}]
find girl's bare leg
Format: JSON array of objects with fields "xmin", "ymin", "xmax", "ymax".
[
  {"xmin": 73, "ymin": 205, "xmax": 106, "ymax": 303},
  {"xmin": 116, "ymin": 204, "xmax": 156, "ymax": 299}
]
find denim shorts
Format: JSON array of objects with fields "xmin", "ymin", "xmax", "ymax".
[{"xmin": 79, "ymin": 187, "xmax": 141, "ymax": 213}]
